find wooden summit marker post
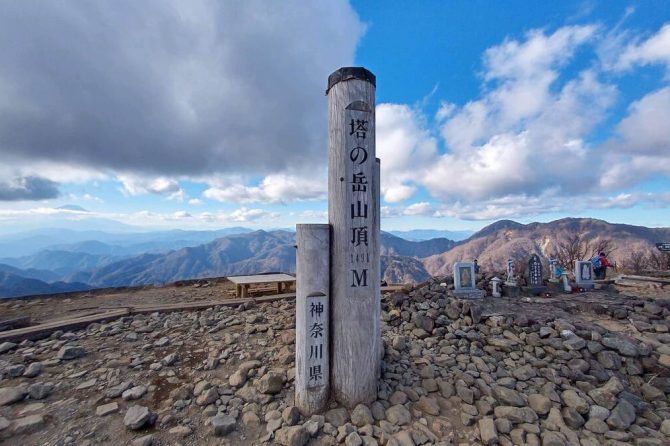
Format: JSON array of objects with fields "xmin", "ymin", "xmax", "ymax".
[
  {"xmin": 327, "ymin": 67, "xmax": 381, "ymax": 407},
  {"xmin": 295, "ymin": 224, "xmax": 330, "ymax": 415}
]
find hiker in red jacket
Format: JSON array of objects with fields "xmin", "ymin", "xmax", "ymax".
[{"xmin": 592, "ymin": 252, "xmax": 611, "ymax": 280}]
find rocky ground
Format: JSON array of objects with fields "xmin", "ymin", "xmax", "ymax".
[{"xmin": 0, "ymin": 278, "xmax": 669, "ymax": 445}]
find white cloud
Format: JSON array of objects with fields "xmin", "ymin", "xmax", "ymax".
[
  {"xmin": 290, "ymin": 210, "xmax": 328, "ymax": 220},
  {"xmin": 229, "ymin": 207, "xmax": 279, "ymax": 223},
  {"xmin": 376, "ymin": 103, "xmax": 438, "ymax": 202},
  {"xmin": 428, "ymin": 191, "xmax": 670, "ymax": 221},
  {"xmin": 188, "ymin": 198, "xmax": 204, "ymax": 206},
  {"xmin": 204, "ymin": 173, "xmax": 326, "ymax": 204},
  {"xmin": 118, "ymin": 175, "xmax": 187, "ymax": 201},
  {"xmin": 403, "ymin": 202, "xmax": 434, "ymax": 216},
  {"xmin": 0, "ymin": 206, "xmax": 279, "ymax": 227},
  {"xmin": 613, "ymin": 87, "xmax": 670, "ymax": 155},
  {"xmin": 614, "ymin": 23, "xmax": 670, "ymax": 75},
  {"xmin": 373, "ymin": 25, "xmax": 617, "ymax": 219},
  {"xmin": 600, "ymin": 87, "xmax": 670, "ymax": 189}
]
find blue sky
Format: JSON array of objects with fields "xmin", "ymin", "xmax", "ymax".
[{"xmin": 0, "ymin": 1, "xmax": 669, "ymax": 233}]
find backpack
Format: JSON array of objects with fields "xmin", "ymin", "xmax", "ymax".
[{"xmin": 590, "ymin": 255, "xmax": 601, "ymax": 269}]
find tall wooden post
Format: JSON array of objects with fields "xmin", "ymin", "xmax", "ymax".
[
  {"xmin": 295, "ymin": 224, "xmax": 330, "ymax": 415},
  {"xmin": 327, "ymin": 67, "xmax": 380, "ymax": 407}
]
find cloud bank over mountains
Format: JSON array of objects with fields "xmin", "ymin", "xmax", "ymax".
[{"xmin": 0, "ymin": 2, "xmax": 668, "ymax": 224}]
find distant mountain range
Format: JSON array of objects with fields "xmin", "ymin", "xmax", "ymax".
[
  {"xmin": 1, "ymin": 218, "xmax": 668, "ymax": 298},
  {"xmin": 0, "ymin": 229, "xmax": 452, "ymax": 297},
  {"xmin": 423, "ymin": 218, "xmax": 670, "ymax": 275}
]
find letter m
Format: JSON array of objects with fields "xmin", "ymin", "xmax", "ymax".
[{"xmin": 351, "ymin": 269, "xmax": 368, "ymax": 287}]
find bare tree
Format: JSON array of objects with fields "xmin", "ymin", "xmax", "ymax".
[
  {"xmin": 551, "ymin": 234, "xmax": 591, "ymax": 270},
  {"xmin": 620, "ymin": 249, "xmax": 647, "ymax": 274},
  {"xmin": 648, "ymin": 250, "xmax": 670, "ymax": 271},
  {"xmin": 591, "ymin": 239, "xmax": 617, "ymax": 258}
]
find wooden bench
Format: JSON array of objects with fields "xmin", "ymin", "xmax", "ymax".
[{"xmin": 228, "ymin": 273, "xmax": 296, "ymax": 298}]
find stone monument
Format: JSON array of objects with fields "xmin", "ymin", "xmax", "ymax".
[
  {"xmin": 328, "ymin": 67, "xmax": 381, "ymax": 408},
  {"xmin": 505, "ymin": 257, "xmax": 517, "ymax": 286},
  {"xmin": 526, "ymin": 254, "xmax": 546, "ymax": 295},
  {"xmin": 574, "ymin": 260, "xmax": 594, "ymax": 289},
  {"xmin": 453, "ymin": 262, "xmax": 484, "ymax": 298},
  {"xmin": 503, "ymin": 257, "xmax": 520, "ymax": 298}
]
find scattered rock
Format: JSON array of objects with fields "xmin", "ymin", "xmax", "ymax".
[
  {"xmin": 56, "ymin": 345, "xmax": 86, "ymax": 360},
  {"xmin": 11, "ymin": 414, "xmax": 45, "ymax": 435},
  {"xmin": 478, "ymin": 417, "xmax": 498, "ymax": 445},
  {"xmin": 210, "ymin": 414, "xmax": 236, "ymax": 436},
  {"xmin": 123, "ymin": 405, "xmax": 153, "ymax": 430},
  {"xmin": 22, "ymin": 362, "xmax": 43, "ymax": 378},
  {"xmin": 96, "ymin": 402, "xmax": 119, "ymax": 416},
  {"xmin": 351, "ymin": 403, "xmax": 374, "ymax": 427},
  {"xmin": 0, "ymin": 387, "xmax": 27, "ymax": 406},
  {"xmin": 275, "ymin": 425, "xmax": 309, "ymax": 446},
  {"xmin": 258, "ymin": 371, "xmax": 284, "ymax": 394},
  {"xmin": 386, "ymin": 405, "xmax": 411, "ymax": 426}
]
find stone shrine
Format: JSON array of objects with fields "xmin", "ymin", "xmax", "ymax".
[{"xmin": 452, "ymin": 262, "xmax": 484, "ymax": 299}]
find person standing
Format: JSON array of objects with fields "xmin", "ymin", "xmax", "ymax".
[{"xmin": 592, "ymin": 252, "xmax": 612, "ymax": 279}]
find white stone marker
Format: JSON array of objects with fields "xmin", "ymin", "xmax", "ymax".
[
  {"xmin": 327, "ymin": 67, "xmax": 380, "ymax": 407},
  {"xmin": 295, "ymin": 224, "xmax": 330, "ymax": 415},
  {"xmin": 490, "ymin": 277, "xmax": 502, "ymax": 298},
  {"xmin": 561, "ymin": 271, "xmax": 572, "ymax": 293},
  {"xmin": 574, "ymin": 260, "xmax": 595, "ymax": 289}
]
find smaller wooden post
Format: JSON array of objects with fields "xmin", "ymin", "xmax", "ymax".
[{"xmin": 295, "ymin": 224, "xmax": 330, "ymax": 415}]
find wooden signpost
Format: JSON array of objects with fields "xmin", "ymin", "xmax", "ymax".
[
  {"xmin": 295, "ymin": 224, "xmax": 330, "ymax": 415},
  {"xmin": 295, "ymin": 67, "xmax": 380, "ymax": 412},
  {"xmin": 327, "ymin": 67, "xmax": 381, "ymax": 408}
]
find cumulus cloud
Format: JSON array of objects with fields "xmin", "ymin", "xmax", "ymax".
[
  {"xmin": 0, "ymin": 1, "xmax": 363, "ymax": 182},
  {"xmin": 613, "ymin": 87, "xmax": 670, "ymax": 155},
  {"xmin": 0, "ymin": 176, "xmax": 60, "ymax": 201},
  {"xmin": 376, "ymin": 104, "xmax": 438, "ymax": 202},
  {"xmin": 600, "ymin": 87, "xmax": 670, "ymax": 189},
  {"xmin": 376, "ymin": 22, "xmax": 670, "ymax": 222},
  {"xmin": 376, "ymin": 25, "xmax": 617, "ymax": 212}
]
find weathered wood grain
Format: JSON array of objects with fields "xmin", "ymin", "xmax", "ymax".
[
  {"xmin": 295, "ymin": 224, "xmax": 330, "ymax": 415},
  {"xmin": 328, "ymin": 68, "xmax": 380, "ymax": 407}
]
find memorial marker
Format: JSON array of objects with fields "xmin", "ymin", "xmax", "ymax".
[
  {"xmin": 574, "ymin": 260, "xmax": 594, "ymax": 289},
  {"xmin": 328, "ymin": 67, "xmax": 381, "ymax": 407},
  {"xmin": 526, "ymin": 254, "xmax": 546, "ymax": 295},
  {"xmin": 453, "ymin": 262, "xmax": 484, "ymax": 298},
  {"xmin": 505, "ymin": 257, "xmax": 517, "ymax": 286}
]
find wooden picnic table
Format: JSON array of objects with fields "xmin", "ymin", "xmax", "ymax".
[{"xmin": 228, "ymin": 273, "xmax": 296, "ymax": 298}]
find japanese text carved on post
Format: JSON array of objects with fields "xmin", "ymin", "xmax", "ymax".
[{"xmin": 327, "ymin": 67, "xmax": 381, "ymax": 407}]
